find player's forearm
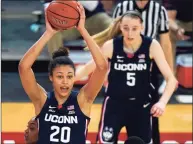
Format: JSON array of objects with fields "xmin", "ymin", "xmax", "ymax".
[
  {"xmin": 159, "ymin": 75, "xmax": 178, "ymax": 104},
  {"xmin": 160, "ymin": 39, "xmax": 174, "ymax": 73},
  {"xmin": 79, "ymin": 28, "xmax": 108, "ymax": 70},
  {"xmin": 19, "ymin": 31, "xmax": 54, "ymax": 69},
  {"xmin": 163, "ymin": 48, "xmax": 174, "ymax": 73},
  {"xmin": 75, "ymin": 60, "xmax": 96, "ymax": 81}
]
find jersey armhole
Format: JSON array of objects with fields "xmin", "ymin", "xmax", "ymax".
[
  {"xmin": 75, "ymin": 91, "xmax": 91, "ymax": 120},
  {"xmin": 36, "ymin": 96, "xmax": 49, "ymax": 118}
]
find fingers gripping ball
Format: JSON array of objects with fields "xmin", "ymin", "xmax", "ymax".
[{"xmin": 46, "ymin": 1, "xmax": 80, "ymax": 30}]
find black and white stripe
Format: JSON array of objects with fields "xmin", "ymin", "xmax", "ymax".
[{"xmin": 113, "ymin": 0, "xmax": 169, "ymax": 38}]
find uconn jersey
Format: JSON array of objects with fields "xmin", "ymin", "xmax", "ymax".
[
  {"xmin": 37, "ymin": 91, "xmax": 90, "ymax": 144},
  {"xmin": 106, "ymin": 35, "xmax": 153, "ymax": 102}
]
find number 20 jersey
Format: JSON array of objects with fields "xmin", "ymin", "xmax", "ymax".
[
  {"xmin": 36, "ymin": 91, "xmax": 90, "ymax": 144},
  {"xmin": 106, "ymin": 35, "xmax": 153, "ymax": 102}
]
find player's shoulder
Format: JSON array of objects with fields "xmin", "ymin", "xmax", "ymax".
[
  {"xmin": 149, "ymin": 39, "xmax": 160, "ymax": 50},
  {"xmin": 101, "ymin": 39, "xmax": 114, "ymax": 59},
  {"xmin": 103, "ymin": 39, "xmax": 113, "ymax": 47}
]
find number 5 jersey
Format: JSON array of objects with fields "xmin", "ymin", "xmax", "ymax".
[{"xmin": 106, "ymin": 35, "xmax": 153, "ymax": 103}]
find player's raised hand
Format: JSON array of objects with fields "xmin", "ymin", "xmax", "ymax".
[
  {"xmin": 76, "ymin": 2, "xmax": 86, "ymax": 30},
  {"xmin": 44, "ymin": 10, "xmax": 58, "ymax": 35}
]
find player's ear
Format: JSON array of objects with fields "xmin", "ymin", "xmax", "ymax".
[
  {"xmin": 141, "ymin": 24, "xmax": 144, "ymax": 32},
  {"xmin": 49, "ymin": 75, "xmax": 53, "ymax": 82}
]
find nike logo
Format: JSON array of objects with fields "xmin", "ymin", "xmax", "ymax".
[
  {"xmin": 49, "ymin": 106, "xmax": 57, "ymax": 109},
  {"xmin": 143, "ymin": 103, "xmax": 150, "ymax": 108},
  {"xmin": 117, "ymin": 55, "xmax": 124, "ymax": 59}
]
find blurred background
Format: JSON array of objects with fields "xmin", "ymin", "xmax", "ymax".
[{"xmin": 1, "ymin": 0, "xmax": 192, "ymax": 143}]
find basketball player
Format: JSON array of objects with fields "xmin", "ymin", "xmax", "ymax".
[
  {"xmin": 75, "ymin": 11, "xmax": 177, "ymax": 143},
  {"xmin": 24, "ymin": 117, "xmax": 38, "ymax": 144},
  {"xmin": 19, "ymin": 3, "xmax": 108, "ymax": 144}
]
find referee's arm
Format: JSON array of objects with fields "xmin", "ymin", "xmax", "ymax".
[{"xmin": 158, "ymin": 6, "xmax": 174, "ymax": 73}]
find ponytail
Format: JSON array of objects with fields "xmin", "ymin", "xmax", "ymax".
[{"xmin": 84, "ymin": 17, "xmax": 122, "ymax": 51}]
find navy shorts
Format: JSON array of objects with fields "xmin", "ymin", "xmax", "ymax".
[{"xmin": 97, "ymin": 96, "xmax": 152, "ymax": 143}]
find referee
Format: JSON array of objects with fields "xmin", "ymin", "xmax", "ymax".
[{"xmin": 113, "ymin": 0, "xmax": 173, "ymax": 144}]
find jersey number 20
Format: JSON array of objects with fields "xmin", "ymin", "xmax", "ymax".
[
  {"xmin": 127, "ymin": 72, "xmax": 136, "ymax": 86},
  {"xmin": 50, "ymin": 126, "xmax": 71, "ymax": 143}
]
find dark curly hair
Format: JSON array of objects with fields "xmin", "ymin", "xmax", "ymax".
[{"xmin": 48, "ymin": 47, "xmax": 75, "ymax": 76}]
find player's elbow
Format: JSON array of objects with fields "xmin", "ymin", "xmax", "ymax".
[
  {"xmin": 18, "ymin": 61, "xmax": 30, "ymax": 74},
  {"xmin": 18, "ymin": 62, "xmax": 25, "ymax": 73},
  {"xmin": 166, "ymin": 74, "xmax": 178, "ymax": 86}
]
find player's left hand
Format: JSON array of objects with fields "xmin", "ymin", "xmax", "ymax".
[
  {"xmin": 76, "ymin": 2, "xmax": 86, "ymax": 31},
  {"xmin": 151, "ymin": 101, "xmax": 166, "ymax": 117}
]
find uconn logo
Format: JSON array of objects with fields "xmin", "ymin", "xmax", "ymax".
[
  {"xmin": 44, "ymin": 114, "xmax": 78, "ymax": 124},
  {"xmin": 114, "ymin": 63, "xmax": 147, "ymax": 71},
  {"xmin": 51, "ymin": 16, "xmax": 68, "ymax": 25}
]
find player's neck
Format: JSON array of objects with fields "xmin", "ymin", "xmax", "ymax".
[
  {"xmin": 123, "ymin": 36, "xmax": 142, "ymax": 53},
  {"xmin": 135, "ymin": 0, "xmax": 149, "ymax": 9},
  {"xmin": 55, "ymin": 93, "xmax": 70, "ymax": 106}
]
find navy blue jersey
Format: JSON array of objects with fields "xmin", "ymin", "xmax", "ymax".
[
  {"xmin": 37, "ymin": 91, "xmax": 90, "ymax": 144},
  {"xmin": 106, "ymin": 35, "xmax": 153, "ymax": 102}
]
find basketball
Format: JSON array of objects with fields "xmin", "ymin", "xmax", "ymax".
[{"xmin": 46, "ymin": 0, "xmax": 80, "ymax": 30}]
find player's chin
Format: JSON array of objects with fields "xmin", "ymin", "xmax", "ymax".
[
  {"xmin": 59, "ymin": 92, "xmax": 69, "ymax": 97},
  {"xmin": 59, "ymin": 89, "xmax": 72, "ymax": 97}
]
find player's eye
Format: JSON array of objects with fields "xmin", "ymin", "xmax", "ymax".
[
  {"xmin": 57, "ymin": 75, "xmax": 63, "ymax": 79},
  {"xmin": 123, "ymin": 27, "xmax": 129, "ymax": 31},
  {"xmin": 67, "ymin": 75, "xmax": 73, "ymax": 79}
]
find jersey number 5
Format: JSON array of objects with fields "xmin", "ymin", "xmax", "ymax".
[
  {"xmin": 127, "ymin": 72, "xmax": 136, "ymax": 86},
  {"xmin": 50, "ymin": 126, "xmax": 71, "ymax": 143}
]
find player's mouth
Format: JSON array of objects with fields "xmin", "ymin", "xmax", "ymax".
[
  {"xmin": 128, "ymin": 38, "xmax": 134, "ymax": 41},
  {"xmin": 60, "ymin": 87, "xmax": 69, "ymax": 93}
]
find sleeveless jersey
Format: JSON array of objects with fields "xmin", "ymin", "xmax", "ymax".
[
  {"xmin": 37, "ymin": 91, "xmax": 90, "ymax": 144},
  {"xmin": 106, "ymin": 35, "xmax": 153, "ymax": 102}
]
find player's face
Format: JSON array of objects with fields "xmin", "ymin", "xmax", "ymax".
[
  {"xmin": 120, "ymin": 17, "xmax": 143, "ymax": 43},
  {"xmin": 50, "ymin": 65, "xmax": 75, "ymax": 98},
  {"xmin": 24, "ymin": 119, "xmax": 38, "ymax": 144}
]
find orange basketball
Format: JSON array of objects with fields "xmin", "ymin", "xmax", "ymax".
[{"xmin": 46, "ymin": 1, "xmax": 80, "ymax": 30}]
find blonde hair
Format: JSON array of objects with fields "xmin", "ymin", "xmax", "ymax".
[
  {"xmin": 84, "ymin": 10, "xmax": 143, "ymax": 51},
  {"xmin": 84, "ymin": 16, "xmax": 122, "ymax": 51}
]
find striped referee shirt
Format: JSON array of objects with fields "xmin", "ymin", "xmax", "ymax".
[{"xmin": 113, "ymin": 0, "xmax": 169, "ymax": 38}]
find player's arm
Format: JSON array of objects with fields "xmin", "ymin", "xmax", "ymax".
[
  {"xmin": 18, "ymin": 14, "xmax": 57, "ymax": 115},
  {"xmin": 80, "ymin": 41, "xmax": 112, "ymax": 102},
  {"xmin": 76, "ymin": 2, "xmax": 109, "ymax": 102},
  {"xmin": 75, "ymin": 60, "xmax": 96, "ymax": 82},
  {"xmin": 150, "ymin": 39, "xmax": 178, "ymax": 105},
  {"xmin": 159, "ymin": 33, "xmax": 174, "ymax": 73}
]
